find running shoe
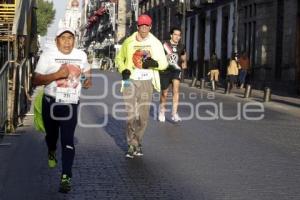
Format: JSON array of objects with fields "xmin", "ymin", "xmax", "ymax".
[
  {"xmin": 125, "ymin": 145, "xmax": 135, "ymax": 159},
  {"xmin": 59, "ymin": 174, "xmax": 71, "ymax": 193},
  {"xmin": 171, "ymin": 113, "xmax": 182, "ymax": 122},
  {"xmin": 48, "ymin": 151, "xmax": 57, "ymax": 168},
  {"xmin": 158, "ymin": 111, "xmax": 165, "ymax": 122},
  {"xmin": 133, "ymin": 145, "xmax": 143, "ymax": 156}
]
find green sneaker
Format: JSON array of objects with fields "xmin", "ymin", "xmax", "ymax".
[
  {"xmin": 48, "ymin": 151, "xmax": 57, "ymax": 168},
  {"xmin": 59, "ymin": 174, "xmax": 71, "ymax": 193}
]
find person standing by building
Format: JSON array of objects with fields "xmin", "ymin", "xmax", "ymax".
[
  {"xmin": 238, "ymin": 52, "xmax": 250, "ymax": 88},
  {"xmin": 115, "ymin": 14, "xmax": 168, "ymax": 158},
  {"xmin": 208, "ymin": 52, "xmax": 220, "ymax": 90},
  {"xmin": 225, "ymin": 53, "xmax": 240, "ymax": 93},
  {"xmin": 158, "ymin": 27, "xmax": 187, "ymax": 123},
  {"xmin": 33, "ymin": 27, "xmax": 91, "ymax": 193}
]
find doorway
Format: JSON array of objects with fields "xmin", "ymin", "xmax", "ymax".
[
  {"xmin": 198, "ymin": 14, "xmax": 205, "ymax": 79},
  {"xmin": 221, "ymin": 6, "xmax": 230, "ymax": 80}
]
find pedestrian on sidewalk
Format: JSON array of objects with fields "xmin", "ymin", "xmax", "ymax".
[
  {"xmin": 158, "ymin": 27, "xmax": 187, "ymax": 123},
  {"xmin": 225, "ymin": 53, "xmax": 240, "ymax": 93},
  {"xmin": 208, "ymin": 52, "xmax": 220, "ymax": 89},
  {"xmin": 32, "ymin": 27, "xmax": 92, "ymax": 193},
  {"xmin": 238, "ymin": 52, "xmax": 250, "ymax": 88},
  {"xmin": 115, "ymin": 14, "xmax": 168, "ymax": 159}
]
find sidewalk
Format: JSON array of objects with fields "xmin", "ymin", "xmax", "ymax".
[
  {"xmin": 182, "ymin": 79, "xmax": 300, "ymax": 115},
  {"xmin": 183, "ymin": 79, "xmax": 300, "ymax": 105}
]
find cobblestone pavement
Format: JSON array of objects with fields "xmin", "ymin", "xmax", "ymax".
[{"xmin": 0, "ymin": 71, "xmax": 300, "ymax": 200}]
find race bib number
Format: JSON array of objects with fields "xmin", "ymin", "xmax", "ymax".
[
  {"xmin": 55, "ymin": 87, "xmax": 79, "ymax": 104},
  {"xmin": 132, "ymin": 69, "xmax": 153, "ymax": 80}
]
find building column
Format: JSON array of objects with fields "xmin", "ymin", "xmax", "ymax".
[
  {"xmin": 116, "ymin": 0, "xmax": 127, "ymax": 43},
  {"xmin": 297, "ymin": 1, "xmax": 300, "ymax": 94}
]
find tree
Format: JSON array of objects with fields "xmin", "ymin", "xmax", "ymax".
[{"xmin": 36, "ymin": 0, "xmax": 56, "ymax": 36}]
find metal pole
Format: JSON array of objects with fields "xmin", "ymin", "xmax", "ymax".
[
  {"xmin": 191, "ymin": 77, "xmax": 197, "ymax": 87},
  {"xmin": 263, "ymin": 87, "xmax": 271, "ymax": 102},
  {"xmin": 211, "ymin": 80, "xmax": 215, "ymax": 91},
  {"xmin": 244, "ymin": 84, "xmax": 251, "ymax": 98},
  {"xmin": 200, "ymin": 78, "xmax": 205, "ymax": 89},
  {"xmin": 225, "ymin": 82, "xmax": 231, "ymax": 94},
  {"xmin": 7, "ymin": 40, "xmax": 10, "ymax": 61},
  {"xmin": 7, "ymin": 23, "xmax": 10, "ymax": 61}
]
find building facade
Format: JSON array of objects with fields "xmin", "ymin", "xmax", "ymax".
[
  {"xmin": 238, "ymin": 0, "xmax": 300, "ymax": 94},
  {"xmin": 59, "ymin": 0, "xmax": 81, "ymax": 30},
  {"xmin": 138, "ymin": 0, "xmax": 230, "ymax": 80},
  {"xmin": 138, "ymin": 0, "xmax": 300, "ymax": 94},
  {"xmin": 77, "ymin": 0, "xmax": 117, "ymax": 67}
]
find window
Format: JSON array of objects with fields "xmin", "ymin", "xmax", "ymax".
[{"xmin": 242, "ymin": 3, "xmax": 257, "ymax": 67}]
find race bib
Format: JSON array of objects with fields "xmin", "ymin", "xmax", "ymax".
[
  {"xmin": 132, "ymin": 69, "xmax": 153, "ymax": 80},
  {"xmin": 55, "ymin": 87, "xmax": 79, "ymax": 104}
]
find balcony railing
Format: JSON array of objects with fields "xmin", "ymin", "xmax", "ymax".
[{"xmin": 0, "ymin": 1, "xmax": 17, "ymax": 41}]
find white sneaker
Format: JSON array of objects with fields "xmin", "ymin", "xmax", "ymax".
[
  {"xmin": 158, "ymin": 112, "xmax": 165, "ymax": 122},
  {"xmin": 171, "ymin": 113, "xmax": 182, "ymax": 122}
]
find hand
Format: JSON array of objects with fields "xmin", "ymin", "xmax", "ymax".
[
  {"xmin": 181, "ymin": 61, "xmax": 187, "ymax": 69},
  {"xmin": 56, "ymin": 64, "xmax": 69, "ymax": 79},
  {"xmin": 121, "ymin": 69, "xmax": 131, "ymax": 80},
  {"xmin": 142, "ymin": 50, "xmax": 151, "ymax": 59},
  {"xmin": 82, "ymin": 78, "xmax": 92, "ymax": 89},
  {"xmin": 123, "ymin": 80, "xmax": 131, "ymax": 88},
  {"xmin": 142, "ymin": 57, "xmax": 158, "ymax": 69},
  {"xmin": 180, "ymin": 53, "xmax": 187, "ymax": 69}
]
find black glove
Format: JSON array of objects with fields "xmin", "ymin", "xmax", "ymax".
[
  {"xmin": 121, "ymin": 69, "xmax": 131, "ymax": 80},
  {"xmin": 142, "ymin": 57, "xmax": 159, "ymax": 69}
]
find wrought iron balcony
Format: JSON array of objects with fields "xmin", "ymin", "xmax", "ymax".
[{"xmin": 0, "ymin": 1, "xmax": 17, "ymax": 41}]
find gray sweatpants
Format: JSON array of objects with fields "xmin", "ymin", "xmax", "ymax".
[{"xmin": 122, "ymin": 80, "xmax": 153, "ymax": 147}]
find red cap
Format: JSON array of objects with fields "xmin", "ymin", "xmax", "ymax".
[{"xmin": 137, "ymin": 14, "xmax": 152, "ymax": 26}]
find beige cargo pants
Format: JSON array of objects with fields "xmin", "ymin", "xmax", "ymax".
[{"xmin": 122, "ymin": 80, "xmax": 153, "ymax": 147}]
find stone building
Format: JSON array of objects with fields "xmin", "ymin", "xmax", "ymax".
[
  {"xmin": 238, "ymin": 0, "xmax": 300, "ymax": 94},
  {"xmin": 62, "ymin": 0, "xmax": 81, "ymax": 30},
  {"xmin": 138, "ymin": 0, "xmax": 300, "ymax": 94}
]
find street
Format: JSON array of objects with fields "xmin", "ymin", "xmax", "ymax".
[{"xmin": 0, "ymin": 70, "xmax": 300, "ymax": 200}]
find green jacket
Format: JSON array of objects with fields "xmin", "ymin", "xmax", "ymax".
[
  {"xmin": 115, "ymin": 32, "xmax": 168, "ymax": 92},
  {"xmin": 34, "ymin": 89, "xmax": 45, "ymax": 133}
]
